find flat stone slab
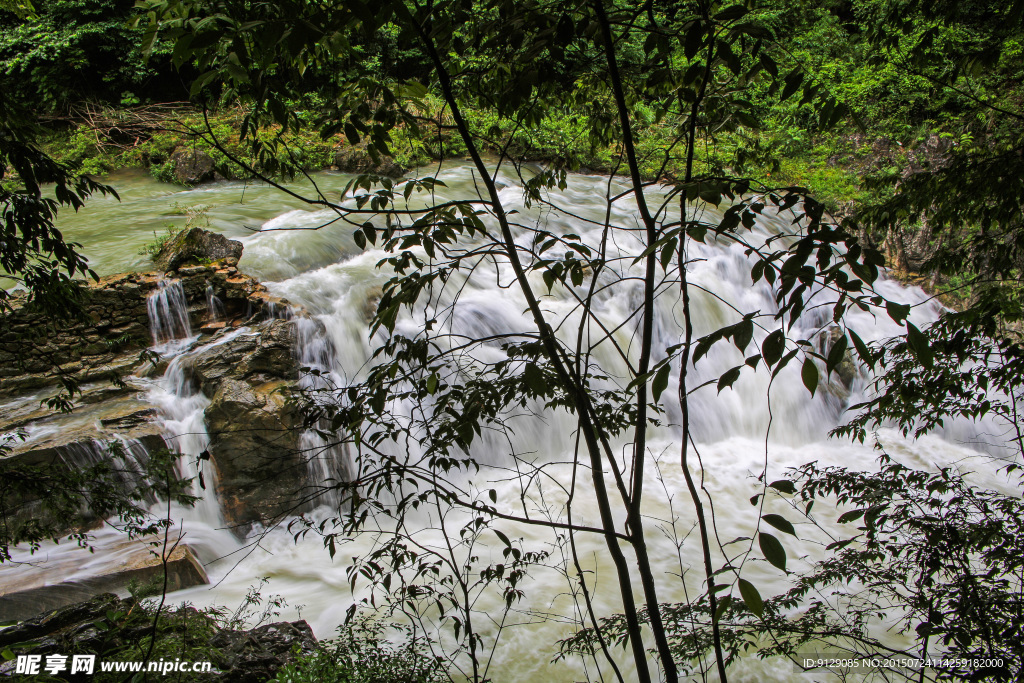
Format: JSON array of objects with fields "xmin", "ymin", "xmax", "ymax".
[{"xmin": 0, "ymin": 540, "xmax": 208, "ymax": 623}]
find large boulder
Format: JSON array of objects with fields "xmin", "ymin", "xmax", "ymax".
[
  {"xmin": 170, "ymin": 148, "xmax": 216, "ymax": 185},
  {"xmin": 184, "ymin": 319, "xmax": 312, "ymax": 528},
  {"xmin": 153, "ymin": 227, "xmax": 244, "ymax": 272},
  {"xmin": 333, "ymin": 144, "xmax": 406, "ymax": 178},
  {"xmin": 209, "ymin": 620, "xmax": 317, "ymax": 682}
]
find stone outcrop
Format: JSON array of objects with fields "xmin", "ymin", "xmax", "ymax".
[
  {"xmin": 0, "ymin": 383, "xmax": 170, "ymax": 537},
  {"xmin": 170, "ymin": 148, "xmax": 216, "ymax": 185},
  {"xmin": 1, "ymin": 233, "xmax": 319, "ymax": 581},
  {"xmin": 0, "ymin": 267, "xmax": 291, "ymax": 397},
  {"xmin": 153, "ymin": 227, "xmax": 244, "ymax": 272},
  {"xmin": 183, "ymin": 319, "xmax": 311, "ymax": 529},
  {"xmin": 208, "ymin": 620, "xmax": 317, "ymax": 682},
  {"xmin": 0, "ymin": 542, "xmax": 208, "ymax": 623},
  {"xmin": 0, "ymin": 593, "xmax": 317, "ymax": 682}
]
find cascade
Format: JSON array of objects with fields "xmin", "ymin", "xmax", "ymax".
[
  {"xmin": 59, "ymin": 438, "xmax": 159, "ymax": 506},
  {"xmin": 205, "ymin": 283, "xmax": 225, "ymax": 321},
  {"xmin": 293, "ymin": 315, "xmax": 352, "ymax": 510},
  {"xmin": 146, "ymin": 279, "xmax": 192, "ymax": 345},
  {"xmin": 9, "ymin": 165, "xmax": 1014, "ymax": 683}
]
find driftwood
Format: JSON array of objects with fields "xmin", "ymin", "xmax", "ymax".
[{"xmin": 41, "ymin": 101, "xmax": 195, "ymax": 151}]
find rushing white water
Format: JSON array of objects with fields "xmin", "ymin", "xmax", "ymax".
[
  {"xmin": 146, "ymin": 279, "xmax": 192, "ymax": 346},
  {"xmin": 172, "ymin": 164, "xmax": 1015, "ymax": 682},
  {"xmin": 11, "ymin": 164, "xmax": 1019, "ymax": 682},
  {"xmin": 205, "ymin": 283, "xmax": 226, "ymax": 322},
  {"xmin": 59, "ymin": 438, "xmax": 159, "ymax": 507}
]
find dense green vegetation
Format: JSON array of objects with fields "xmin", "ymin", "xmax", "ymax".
[{"xmin": 2, "ymin": 0, "xmax": 1023, "ymax": 680}]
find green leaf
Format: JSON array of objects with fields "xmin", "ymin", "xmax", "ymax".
[
  {"xmin": 523, "ymin": 363, "xmax": 547, "ymax": 395},
  {"xmin": 886, "ymin": 300, "xmax": 910, "ymax": 324},
  {"xmin": 837, "ymin": 509, "xmax": 864, "ymax": 524},
  {"xmin": 733, "ymin": 320, "xmax": 753, "ymax": 352},
  {"xmin": 849, "ymin": 329, "xmax": 874, "ymax": 370},
  {"xmin": 717, "ymin": 366, "xmax": 742, "ymax": 393},
  {"xmin": 684, "ymin": 26, "xmax": 704, "ymax": 60},
  {"xmin": 761, "ymin": 513, "xmax": 796, "ymax": 536},
  {"xmin": 761, "ymin": 330, "xmax": 785, "ymax": 367},
  {"xmin": 652, "ymin": 363, "xmax": 671, "ymax": 402},
  {"xmin": 826, "ymin": 334, "xmax": 848, "ymax": 373},
  {"xmin": 769, "ymin": 479, "xmax": 796, "ymax": 494},
  {"xmin": 759, "ymin": 532, "xmax": 787, "ymax": 571},
  {"xmin": 738, "ymin": 578, "xmax": 764, "ymax": 617},
  {"xmin": 906, "ymin": 322, "xmax": 933, "ymax": 369},
  {"xmin": 494, "ymin": 529, "xmax": 512, "ymax": 547},
  {"xmin": 801, "ymin": 358, "xmax": 819, "ymax": 397},
  {"xmin": 713, "ymin": 594, "xmax": 733, "ymax": 623},
  {"xmin": 781, "ymin": 70, "xmax": 803, "ymax": 101},
  {"xmin": 426, "ymin": 373, "xmax": 438, "ymax": 395}
]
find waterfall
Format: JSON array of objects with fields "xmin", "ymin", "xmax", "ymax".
[
  {"xmin": 145, "ymin": 349, "xmax": 225, "ymax": 525},
  {"xmin": 293, "ymin": 315, "xmax": 352, "ymax": 510},
  {"xmin": 147, "ymin": 279, "xmax": 192, "ymax": 345},
  {"xmin": 9, "ymin": 164, "xmax": 1013, "ymax": 683},
  {"xmin": 205, "ymin": 283, "xmax": 225, "ymax": 321},
  {"xmin": 59, "ymin": 438, "xmax": 159, "ymax": 507},
  {"xmin": 144, "ymin": 281, "xmax": 230, "ymax": 525}
]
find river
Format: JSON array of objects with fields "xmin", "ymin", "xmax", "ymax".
[{"xmin": 24, "ymin": 163, "xmax": 1018, "ymax": 681}]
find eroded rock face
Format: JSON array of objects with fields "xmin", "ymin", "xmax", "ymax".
[
  {"xmin": 0, "ymin": 267, "xmax": 289, "ymax": 397},
  {"xmin": 153, "ymin": 227, "xmax": 244, "ymax": 272},
  {"xmin": 184, "ymin": 319, "xmax": 311, "ymax": 528},
  {"xmin": 210, "ymin": 620, "xmax": 317, "ymax": 682}
]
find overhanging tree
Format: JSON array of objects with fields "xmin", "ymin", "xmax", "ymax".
[{"xmin": 138, "ymin": 0, "xmax": 943, "ymax": 679}]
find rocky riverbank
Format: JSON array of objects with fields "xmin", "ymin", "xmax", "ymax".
[
  {"xmin": 1, "ymin": 230, "xmax": 330, "ymax": 623},
  {"xmin": 0, "ymin": 592, "xmax": 317, "ymax": 682}
]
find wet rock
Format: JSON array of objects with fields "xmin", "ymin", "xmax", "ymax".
[
  {"xmin": 1, "ymin": 389, "xmax": 164, "ymax": 461},
  {"xmin": 818, "ymin": 325, "xmax": 859, "ymax": 389},
  {"xmin": 184, "ymin": 319, "xmax": 311, "ymax": 528},
  {"xmin": 153, "ymin": 227, "xmax": 244, "ymax": 272},
  {"xmin": 205, "ymin": 377, "xmax": 308, "ymax": 528},
  {"xmin": 0, "ymin": 593, "xmax": 315, "ymax": 683},
  {"xmin": 0, "ymin": 592, "xmax": 129, "ymax": 653},
  {"xmin": 0, "ymin": 544, "xmax": 208, "ymax": 623},
  {"xmin": 210, "ymin": 620, "xmax": 317, "ymax": 682},
  {"xmin": 170, "ymin": 149, "xmax": 216, "ymax": 185}
]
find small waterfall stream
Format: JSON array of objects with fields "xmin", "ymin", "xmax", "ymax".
[
  {"xmin": 205, "ymin": 283, "xmax": 225, "ymax": 322},
  {"xmin": 146, "ymin": 279, "xmax": 192, "ymax": 345}
]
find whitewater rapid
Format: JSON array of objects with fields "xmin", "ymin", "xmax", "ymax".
[{"xmin": 11, "ymin": 163, "xmax": 1018, "ymax": 682}]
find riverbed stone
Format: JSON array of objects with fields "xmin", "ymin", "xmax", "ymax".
[
  {"xmin": 0, "ymin": 593, "xmax": 316, "ymax": 683},
  {"xmin": 170, "ymin": 148, "xmax": 216, "ymax": 185},
  {"xmin": 333, "ymin": 144, "xmax": 406, "ymax": 178},
  {"xmin": 184, "ymin": 319, "xmax": 313, "ymax": 528},
  {"xmin": 209, "ymin": 620, "xmax": 318, "ymax": 682},
  {"xmin": 0, "ymin": 543, "xmax": 208, "ymax": 623},
  {"xmin": 153, "ymin": 227, "xmax": 244, "ymax": 272}
]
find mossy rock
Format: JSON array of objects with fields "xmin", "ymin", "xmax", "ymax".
[{"xmin": 153, "ymin": 227, "xmax": 243, "ymax": 272}]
